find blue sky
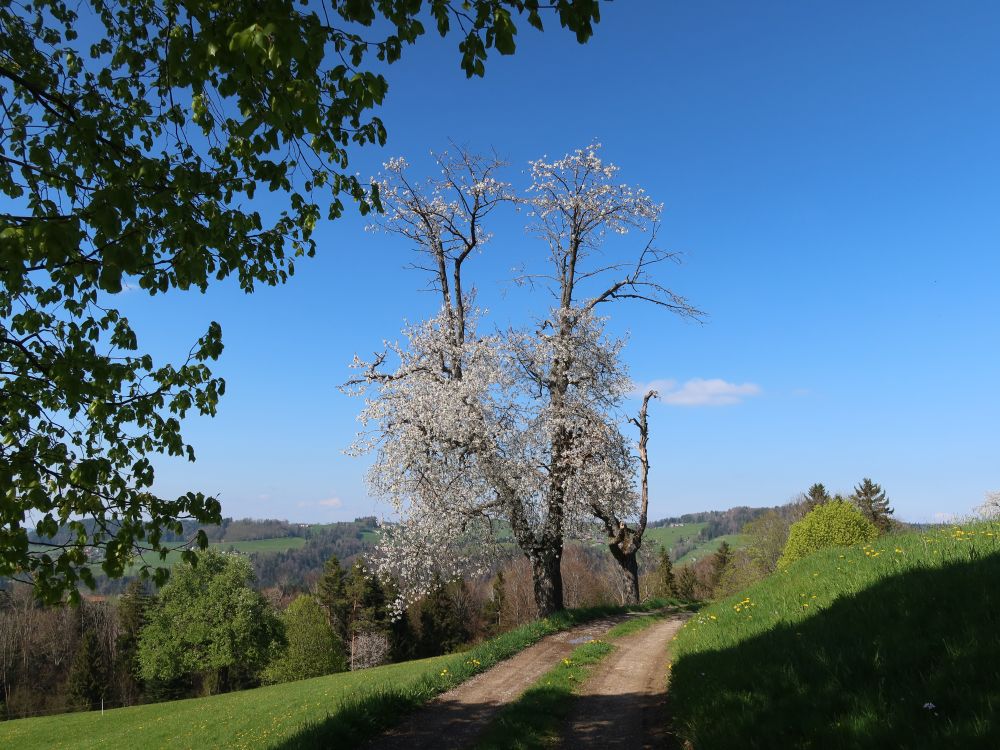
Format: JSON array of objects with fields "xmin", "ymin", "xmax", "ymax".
[{"xmin": 118, "ymin": 1, "xmax": 998, "ymax": 524}]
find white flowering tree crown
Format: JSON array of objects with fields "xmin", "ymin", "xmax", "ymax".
[{"xmin": 348, "ymin": 145, "xmax": 701, "ymax": 615}]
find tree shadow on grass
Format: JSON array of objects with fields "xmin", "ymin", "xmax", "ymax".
[
  {"xmin": 275, "ymin": 686, "xmax": 672, "ymax": 750},
  {"xmin": 668, "ymin": 552, "xmax": 1000, "ymax": 749}
]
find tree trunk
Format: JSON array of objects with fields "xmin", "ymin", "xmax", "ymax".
[
  {"xmin": 610, "ymin": 547, "xmax": 640, "ymax": 605},
  {"xmin": 529, "ymin": 550, "xmax": 564, "ymax": 617}
]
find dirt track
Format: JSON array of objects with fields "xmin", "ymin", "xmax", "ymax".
[
  {"xmin": 561, "ymin": 615, "xmax": 688, "ymax": 749},
  {"xmin": 364, "ymin": 614, "xmax": 629, "ymax": 750}
]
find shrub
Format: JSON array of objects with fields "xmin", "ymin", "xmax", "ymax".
[{"xmin": 778, "ymin": 500, "xmax": 878, "ymax": 567}]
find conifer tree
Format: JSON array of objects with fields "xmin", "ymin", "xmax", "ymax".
[
  {"xmin": 418, "ymin": 577, "xmax": 470, "ymax": 657},
  {"xmin": 316, "ymin": 556, "xmax": 348, "ymax": 640},
  {"xmin": 262, "ymin": 595, "xmax": 346, "ymax": 685},
  {"xmin": 482, "ymin": 572, "xmax": 507, "ymax": 636},
  {"xmin": 67, "ymin": 630, "xmax": 109, "ymax": 711},
  {"xmin": 382, "ymin": 576, "xmax": 418, "ymax": 663},
  {"xmin": 115, "ymin": 579, "xmax": 150, "ymax": 705},
  {"xmin": 805, "ymin": 483, "xmax": 832, "ymax": 510},
  {"xmin": 652, "ymin": 547, "xmax": 676, "ymax": 599},
  {"xmin": 344, "ymin": 560, "xmax": 388, "ymax": 635},
  {"xmin": 710, "ymin": 541, "xmax": 733, "ymax": 596},
  {"xmin": 850, "ymin": 478, "xmax": 894, "ymax": 533}
]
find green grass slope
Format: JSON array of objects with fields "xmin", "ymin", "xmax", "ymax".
[
  {"xmin": 668, "ymin": 523, "xmax": 1000, "ymax": 749},
  {"xmin": 673, "ymin": 533, "xmax": 748, "ymax": 565},
  {"xmin": 1, "ymin": 655, "xmax": 454, "ymax": 750},
  {"xmin": 644, "ymin": 523, "xmax": 707, "ymax": 551},
  {"xmin": 0, "ymin": 603, "xmax": 657, "ymax": 750}
]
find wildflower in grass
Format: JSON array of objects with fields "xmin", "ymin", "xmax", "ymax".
[{"xmin": 563, "ymin": 658, "xmax": 572, "ymax": 666}]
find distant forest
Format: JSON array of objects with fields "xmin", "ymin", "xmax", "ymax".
[
  {"xmin": 16, "ymin": 508, "xmax": 787, "ymax": 599},
  {"xmin": 20, "ymin": 517, "xmax": 380, "ymax": 597}
]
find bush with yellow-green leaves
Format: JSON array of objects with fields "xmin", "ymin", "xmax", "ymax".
[{"xmin": 778, "ymin": 499, "xmax": 877, "ymax": 567}]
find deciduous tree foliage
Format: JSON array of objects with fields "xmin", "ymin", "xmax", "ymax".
[
  {"xmin": 136, "ymin": 550, "xmax": 281, "ymax": 694},
  {"xmin": 742, "ymin": 509, "xmax": 789, "ymax": 575},
  {"xmin": 0, "ymin": 0, "xmax": 602, "ymax": 601},
  {"xmin": 778, "ymin": 500, "xmax": 878, "ymax": 567}
]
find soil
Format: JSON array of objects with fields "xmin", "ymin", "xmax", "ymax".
[
  {"xmin": 363, "ymin": 614, "xmax": 630, "ymax": 750},
  {"xmin": 561, "ymin": 614, "xmax": 689, "ymax": 749}
]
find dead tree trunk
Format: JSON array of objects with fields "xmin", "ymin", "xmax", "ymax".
[{"xmin": 595, "ymin": 390, "xmax": 657, "ymax": 604}]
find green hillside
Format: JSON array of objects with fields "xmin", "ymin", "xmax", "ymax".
[
  {"xmin": 674, "ymin": 533, "xmax": 749, "ymax": 565},
  {"xmin": 0, "ymin": 654, "xmax": 454, "ymax": 750},
  {"xmin": 644, "ymin": 522, "xmax": 707, "ymax": 551},
  {"xmin": 129, "ymin": 537, "xmax": 308, "ymax": 569},
  {"xmin": 668, "ymin": 523, "xmax": 1000, "ymax": 748}
]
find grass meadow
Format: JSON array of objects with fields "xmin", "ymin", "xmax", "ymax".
[
  {"xmin": 643, "ymin": 523, "xmax": 707, "ymax": 552},
  {"xmin": 0, "ymin": 602, "xmax": 666, "ymax": 750},
  {"xmin": 673, "ymin": 533, "xmax": 749, "ymax": 565},
  {"xmin": 667, "ymin": 522, "xmax": 1000, "ymax": 749}
]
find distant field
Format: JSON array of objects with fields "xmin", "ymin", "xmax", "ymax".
[
  {"xmin": 644, "ymin": 523, "xmax": 707, "ymax": 552},
  {"xmin": 674, "ymin": 534, "xmax": 749, "ymax": 565},
  {"xmin": 218, "ymin": 537, "xmax": 308, "ymax": 554}
]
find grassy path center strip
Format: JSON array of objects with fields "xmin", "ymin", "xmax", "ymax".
[{"xmin": 475, "ymin": 610, "xmax": 677, "ymax": 750}]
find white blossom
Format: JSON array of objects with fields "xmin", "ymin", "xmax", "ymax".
[{"xmin": 347, "ymin": 145, "xmax": 699, "ymax": 616}]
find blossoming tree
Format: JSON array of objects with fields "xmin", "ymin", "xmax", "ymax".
[{"xmin": 349, "ymin": 146, "xmax": 700, "ymax": 616}]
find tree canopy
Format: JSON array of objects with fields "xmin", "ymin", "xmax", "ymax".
[
  {"xmin": 778, "ymin": 500, "xmax": 878, "ymax": 567},
  {"xmin": 136, "ymin": 550, "xmax": 281, "ymax": 693},
  {"xmin": 1, "ymin": 0, "xmax": 602, "ymax": 600}
]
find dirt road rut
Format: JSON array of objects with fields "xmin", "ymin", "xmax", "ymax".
[
  {"xmin": 364, "ymin": 615, "xmax": 628, "ymax": 750},
  {"xmin": 561, "ymin": 615, "xmax": 688, "ymax": 749}
]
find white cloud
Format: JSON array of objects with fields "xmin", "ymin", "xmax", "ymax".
[
  {"xmin": 633, "ymin": 377, "xmax": 762, "ymax": 407},
  {"xmin": 318, "ymin": 497, "xmax": 343, "ymax": 508}
]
